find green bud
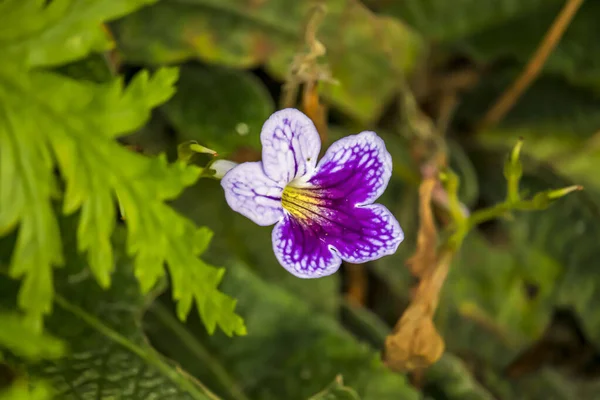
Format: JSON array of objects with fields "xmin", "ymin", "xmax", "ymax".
[
  {"xmin": 530, "ymin": 185, "xmax": 582, "ymax": 210},
  {"xmin": 178, "ymin": 140, "xmax": 217, "ymax": 163}
]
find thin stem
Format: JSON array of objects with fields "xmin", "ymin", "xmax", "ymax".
[{"xmin": 477, "ymin": 0, "xmax": 584, "ymax": 131}]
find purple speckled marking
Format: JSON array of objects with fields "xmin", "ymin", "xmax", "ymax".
[
  {"xmin": 272, "ymin": 215, "xmax": 342, "ymax": 278},
  {"xmin": 272, "ymin": 201, "xmax": 402, "ymax": 277},
  {"xmin": 309, "ymin": 131, "xmax": 392, "ymax": 206}
]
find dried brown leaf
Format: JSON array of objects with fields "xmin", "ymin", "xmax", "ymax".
[
  {"xmin": 384, "ymin": 252, "xmax": 452, "ymax": 372},
  {"xmin": 384, "ymin": 302, "xmax": 445, "ymax": 372},
  {"xmin": 406, "ymin": 178, "xmax": 438, "ymax": 277}
]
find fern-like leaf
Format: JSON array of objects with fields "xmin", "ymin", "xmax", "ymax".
[{"xmin": 0, "ymin": 0, "xmax": 245, "ymax": 336}]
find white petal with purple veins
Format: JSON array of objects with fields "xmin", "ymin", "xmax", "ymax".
[
  {"xmin": 221, "ymin": 161, "xmax": 284, "ymax": 226},
  {"xmin": 260, "ymin": 108, "xmax": 321, "ymax": 184}
]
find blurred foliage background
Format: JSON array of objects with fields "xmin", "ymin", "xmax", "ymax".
[{"xmin": 2, "ymin": 0, "xmax": 600, "ymax": 399}]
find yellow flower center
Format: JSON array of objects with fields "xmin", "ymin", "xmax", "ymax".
[{"xmin": 281, "ymin": 184, "xmax": 322, "ymax": 222}]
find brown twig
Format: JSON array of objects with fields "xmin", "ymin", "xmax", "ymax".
[{"xmin": 477, "ymin": 0, "xmax": 584, "ymax": 132}]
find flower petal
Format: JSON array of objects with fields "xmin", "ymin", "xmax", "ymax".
[
  {"xmin": 221, "ymin": 161, "xmax": 284, "ymax": 226},
  {"xmin": 309, "ymin": 131, "xmax": 392, "ymax": 206},
  {"xmin": 272, "ymin": 215, "xmax": 342, "ymax": 278},
  {"xmin": 324, "ymin": 203, "xmax": 404, "ymax": 264},
  {"xmin": 260, "ymin": 108, "xmax": 321, "ymax": 184}
]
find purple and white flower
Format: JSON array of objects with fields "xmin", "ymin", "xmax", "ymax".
[{"xmin": 221, "ymin": 108, "xmax": 403, "ymax": 278}]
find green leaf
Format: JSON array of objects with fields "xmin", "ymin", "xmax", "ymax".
[
  {"xmin": 370, "ymin": 0, "xmax": 554, "ymax": 41},
  {"xmin": 145, "ymin": 263, "xmax": 420, "ymax": 400},
  {"xmin": 1, "ymin": 233, "xmax": 216, "ymax": 400},
  {"xmin": 162, "ymin": 64, "xmax": 274, "ymax": 154},
  {"xmin": 375, "ymin": 0, "xmax": 600, "ymax": 93},
  {"xmin": 0, "ymin": 313, "xmax": 65, "ymax": 362},
  {"xmin": 462, "ymin": 1, "xmax": 600, "ymax": 92},
  {"xmin": 112, "ymin": 0, "xmax": 424, "ymax": 123},
  {"xmin": 457, "ymin": 70, "xmax": 600, "ymax": 189},
  {"xmin": 0, "ymin": 0, "xmax": 157, "ymax": 68},
  {"xmin": 54, "ymin": 53, "xmax": 116, "ymax": 83},
  {"xmin": 0, "ymin": 66, "xmax": 177, "ymax": 318},
  {"xmin": 0, "ymin": 380, "xmax": 53, "ymax": 400},
  {"xmin": 0, "ymin": 0, "xmax": 245, "ymax": 336}
]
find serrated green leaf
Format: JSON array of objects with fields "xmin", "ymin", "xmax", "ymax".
[
  {"xmin": 0, "ymin": 66, "xmax": 183, "ymax": 319},
  {"xmin": 0, "ymin": 0, "xmax": 158, "ymax": 68},
  {"xmin": 112, "ymin": 0, "xmax": 424, "ymax": 123},
  {"xmin": 0, "ymin": 313, "xmax": 65, "ymax": 362},
  {"xmin": 0, "ymin": 0, "xmax": 245, "ymax": 336},
  {"xmin": 162, "ymin": 64, "xmax": 274, "ymax": 155}
]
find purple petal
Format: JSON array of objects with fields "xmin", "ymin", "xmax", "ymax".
[
  {"xmin": 260, "ymin": 108, "xmax": 321, "ymax": 184},
  {"xmin": 272, "ymin": 215, "xmax": 342, "ymax": 278},
  {"xmin": 221, "ymin": 162, "xmax": 284, "ymax": 226},
  {"xmin": 280, "ymin": 183, "xmax": 402, "ymax": 264},
  {"xmin": 324, "ymin": 203, "xmax": 403, "ymax": 264},
  {"xmin": 309, "ymin": 131, "xmax": 392, "ymax": 206}
]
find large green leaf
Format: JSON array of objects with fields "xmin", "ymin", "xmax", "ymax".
[
  {"xmin": 0, "ymin": 0, "xmax": 244, "ymax": 336},
  {"xmin": 161, "ymin": 64, "xmax": 274, "ymax": 154},
  {"xmin": 0, "ymin": 230, "xmax": 216, "ymax": 400},
  {"xmin": 462, "ymin": 1, "xmax": 600, "ymax": 92},
  {"xmin": 456, "ymin": 70, "xmax": 600, "ymax": 190},
  {"xmin": 373, "ymin": 0, "xmax": 600, "ymax": 93},
  {"xmin": 145, "ymin": 262, "xmax": 420, "ymax": 400},
  {"xmin": 0, "ymin": 0, "xmax": 157, "ymax": 68},
  {"xmin": 368, "ymin": 0, "xmax": 554, "ymax": 41},
  {"xmin": 111, "ymin": 0, "xmax": 424, "ymax": 124}
]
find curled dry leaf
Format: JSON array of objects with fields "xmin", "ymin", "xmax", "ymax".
[
  {"xmin": 384, "ymin": 178, "xmax": 451, "ymax": 372},
  {"xmin": 384, "ymin": 301, "xmax": 445, "ymax": 372},
  {"xmin": 406, "ymin": 178, "xmax": 438, "ymax": 278}
]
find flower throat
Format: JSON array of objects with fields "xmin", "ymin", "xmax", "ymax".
[{"xmin": 281, "ymin": 184, "xmax": 322, "ymax": 221}]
